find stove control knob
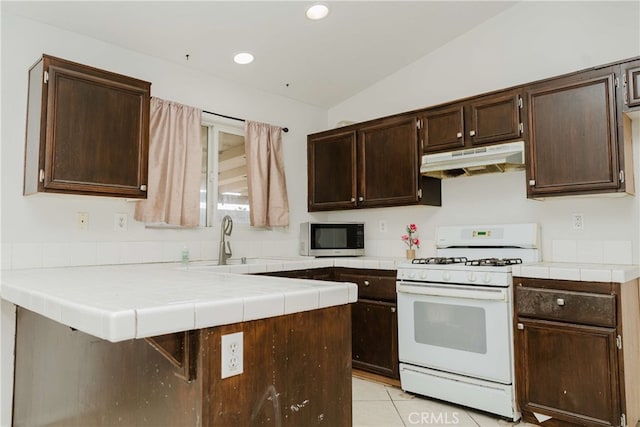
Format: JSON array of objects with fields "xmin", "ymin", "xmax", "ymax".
[
  {"xmin": 467, "ymin": 272, "xmax": 477, "ymax": 282},
  {"xmin": 443, "ymin": 272, "xmax": 451, "ymax": 282},
  {"xmin": 482, "ymin": 273, "xmax": 491, "ymax": 283},
  {"xmin": 420, "ymin": 271, "xmax": 428, "ymax": 280},
  {"xmin": 408, "ymin": 271, "xmax": 416, "ymax": 279}
]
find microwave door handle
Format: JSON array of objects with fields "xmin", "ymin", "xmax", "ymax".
[{"xmin": 397, "ymin": 283, "xmax": 507, "ymax": 301}]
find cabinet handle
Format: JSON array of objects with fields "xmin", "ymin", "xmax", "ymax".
[
  {"xmin": 456, "ymin": 132, "xmax": 462, "ymax": 138},
  {"xmin": 517, "ymin": 323, "xmax": 524, "ymax": 330},
  {"xmin": 528, "ymin": 179, "xmax": 536, "ymax": 186},
  {"xmin": 363, "ymin": 280, "xmax": 370, "ymax": 286},
  {"xmin": 469, "ymin": 130, "xmax": 476, "ymax": 137},
  {"xmin": 556, "ymin": 298, "xmax": 565, "ymax": 306},
  {"xmin": 350, "ymin": 197, "xmax": 356, "ymax": 202},
  {"xmin": 391, "ymin": 307, "xmax": 396, "ymax": 313},
  {"xmin": 358, "ymin": 196, "xmax": 364, "ymax": 202},
  {"xmin": 140, "ymin": 184, "xmax": 147, "ymax": 191},
  {"xmin": 39, "ymin": 169, "xmax": 45, "ymax": 182}
]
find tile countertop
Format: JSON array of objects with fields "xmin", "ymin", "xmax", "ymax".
[
  {"xmin": 512, "ymin": 262, "xmax": 640, "ymax": 283},
  {"xmin": 0, "ymin": 257, "xmax": 402, "ymax": 343}
]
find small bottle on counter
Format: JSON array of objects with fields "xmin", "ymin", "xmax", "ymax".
[{"xmin": 181, "ymin": 245, "xmax": 190, "ymax": 266}]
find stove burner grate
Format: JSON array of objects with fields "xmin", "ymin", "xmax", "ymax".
[
  {"xmin": 465, "ymin": 258, "xmax": 523, "ymax": 267},
  {"xmin": 412, "ymin": 257, "xmax": 468, "ymax": 265}
]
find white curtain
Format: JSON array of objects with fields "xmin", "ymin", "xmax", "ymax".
[
  {"xmin": 134, "ymin": 98, "xmax": 202, "ymax": 226},
  {"xmin": 244, "ymin": 121, "xmax": 290, "ymax": 227}
]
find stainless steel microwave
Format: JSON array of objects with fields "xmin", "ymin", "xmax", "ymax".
[{"xmin": 299, "ymin": 222, "xmax": 365, "ymax": 257}]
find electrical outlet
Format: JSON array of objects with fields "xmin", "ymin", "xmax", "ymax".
[
  {"xmin": 379, "ymin": 220, "xmax": 388, "ymax": 233},
  {"xmin": 221, "ymin": 332, "xmax": 243, "ymax": 379},
  {"xmin": 77, "ymin": 212, "xmax": 89, "ymax": 231},
  {"xmin": 572, "ymin": 213, "xmax": 584, "ymax": 230},
  {"xmin": 114, "ymin": 213, "xmax": 128, "ymax": 231}
]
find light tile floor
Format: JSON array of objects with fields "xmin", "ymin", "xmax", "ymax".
[{"xmin": 352, "ymin": 377, "xmax": 538, "ymax": 427}]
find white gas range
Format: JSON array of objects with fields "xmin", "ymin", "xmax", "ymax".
[{"xmin": 396, "ymin": 223, "xmax": 540, "ymax": 421}]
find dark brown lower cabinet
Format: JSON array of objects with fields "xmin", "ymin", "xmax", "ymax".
[
  {"xmin": 335, "ymin": 268, "xmax": 399, "ymax": 380},
  {"xmin": 517, "ymin": 319, "xmax": 619, "ymax": 426},
  {"xmin": 13, "ymin": 305, "xmax": 352, "ymax": 426},
  {"xmin": 514, "ymin": 278, "xmax": 640, "ymax": 427},
  {"xmin": 351, "ymin": 299, "xmax": 398, "ymax": 378}
]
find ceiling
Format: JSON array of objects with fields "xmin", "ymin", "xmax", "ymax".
[{"xmin": 3, "ymin": 1, "xmax": 517, "ymax": 108}]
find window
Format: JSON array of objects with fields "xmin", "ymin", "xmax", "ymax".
[{"xmin": 200, "ymin": 121, "xmax": 250, "ymax": 227}]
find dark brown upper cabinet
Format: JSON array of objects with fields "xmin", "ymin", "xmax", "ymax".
[
  {"xmin": 307, "ymin": 129, "xmax": 357, "ymax": 211},
  {"xmin": 524, "ymin": 66, "xmax": 634, "ymax": 198},
  {"xmin": 621, "ymin": 59, "xmax": 640, "ymax": 111},
  {"xmin": 24, "ymin": 54, "xmax": 151, "ymax": 198},
  {"xmin": 307, "ymin": 115, "xmax": 440, "ymax": 212},
  {"xmin": 357, "ymin": 116, "xmax": 420, "ymax": 208},
  {"xmin": 421, "ymin": 90, "xmax": 523, "ymax": 154},
  {"xmin": 421, "ymin": 103, "xmax": 465, "ymax": 152}
]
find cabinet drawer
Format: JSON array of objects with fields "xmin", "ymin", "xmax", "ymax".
[
  {"xmin": 516, "ymin": 287, "xmax": 615, "ymax": 327},
  {"xmin": 338, "ymin": 273, "xmax": 396, "ymax": 301}
]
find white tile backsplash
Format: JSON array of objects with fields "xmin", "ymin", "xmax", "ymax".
[
  {"xmin": 42, "ymin": 243, "xmax": 72, "ymax": 268},
  {"xmin": 576, "ymin": 240, "xmax": 604, "ymax": 264},
  {"xmin": 69, "ymin": 242, "xmax": 98, "ymax": 266},
  {"xmin": 1, "ymin": 243, "xmax": 12, "ymax": 270},
  {"xmin": 551, "ymin": 240, "xmax": 577, "ymax": 263},
  {"xmin": 120, "ymin": 242, "xmax": 145, "ymax": 264},
  {"xmin": 12, "ymin": 243, "xmax": 43, "ymax": 269},
  {"xmin": 551, "ymin": 239, "xmax": 634, "ymax": 265},
  {"xmin": 603, "ymin": 240, "xmax": 633, "ymax": 264},
  {"xmin": 140, "ymin": 241, "xmax": 164, "ymax": 263},
  {"xmin": 96, "ymin": 242, "xmax": 121, "ymax": 265}
]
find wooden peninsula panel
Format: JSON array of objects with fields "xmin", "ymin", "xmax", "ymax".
[{"xmin": 12, "ymin": 305, "xmax": 352, "ymax": 426}]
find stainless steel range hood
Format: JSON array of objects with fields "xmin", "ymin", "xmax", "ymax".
[{"xmin": 421, "ymin": 141, "xmax": 525, "ymax": 179}]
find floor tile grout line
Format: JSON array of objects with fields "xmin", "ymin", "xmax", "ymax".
[
  {"xmin": 466, "ymin": 410, "xmax": 482, "ymax": 427},
  {"xmin": 385, "ymin": 387, "xmax": 408, "ymax": 427}
]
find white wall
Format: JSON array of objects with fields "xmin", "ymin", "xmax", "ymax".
[
  {"xmin": 327, "ymin": 1, "xmax": 640, "ymax": 264},
  {"xmin": 0, "ymin": 12, "xmax": 328, "ymax": 425}
]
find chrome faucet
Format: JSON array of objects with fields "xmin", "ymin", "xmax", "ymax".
[{"xmin": 218, "ymin": 215, "xmax": 233, "ymax": 265}]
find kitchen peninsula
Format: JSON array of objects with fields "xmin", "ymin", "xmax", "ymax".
[{"xmin": 2, "ymin": 261, "xmax": 358, "ymax": 426}]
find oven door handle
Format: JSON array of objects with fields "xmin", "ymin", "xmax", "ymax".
[{"xmin": 397, "ymin": 283, "xmax": 507, "ymax": 301}]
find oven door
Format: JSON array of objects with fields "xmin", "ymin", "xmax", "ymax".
[{"xmin": 397, "ymin": 281, "xmax": 513, "ymax": 384}]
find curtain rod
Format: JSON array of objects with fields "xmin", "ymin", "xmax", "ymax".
[{"xmin": 203, "ymin": 110, "xmax": 289, "ymax": 133}]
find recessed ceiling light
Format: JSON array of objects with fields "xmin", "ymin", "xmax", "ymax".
[
  {"xmin": 306, "ymin": 3, "xmax": 329, "ymax": 20},
  {"xmin": 233, "ymin": 52, "xmax": 254, "ymax": 65}
]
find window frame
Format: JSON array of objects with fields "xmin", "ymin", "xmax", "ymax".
[{"xmin": 200, "ymin": 116, "xmax": 248, "ymax": 228}]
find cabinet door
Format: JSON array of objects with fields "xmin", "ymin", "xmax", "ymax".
[
  {"xmin": 351, "ymin": 299, "xmax": 399, "ymax": 379},
  {"xmin": 467, "ymin": 91, "xmax": 522, "ymax": 146},
  {"xmin": 622, "ymin": 61, "xmax": 640, "ymax": 110},
  {"xmin": 337, "ymin": 272, "xmax": 396, "ymax": 302},
  {"xmin": 27, "ymin": 55, "xmax": 150, "ymax": 198},
  {"xmin": 307, "ymin": 130, "xmax": 357, "ymax": 211},
  {"xmin": 422, "ymin": 104, "xmax": 465, "ymax": 153},
  {"xmin": 525, "ymin": 69, "xmax": 620, "ymax": 197},
  {"xmin": 516, "ymin": 319, "xmax": 620, "ymax": 426},
  {"xmin": 357, "ymin": 116, "xmax": 419, "ymax": 208}
]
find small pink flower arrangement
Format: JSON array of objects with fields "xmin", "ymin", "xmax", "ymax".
[{"xmin": 401, "ymin": 224, "xmax": 420, "ymax": 249}]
